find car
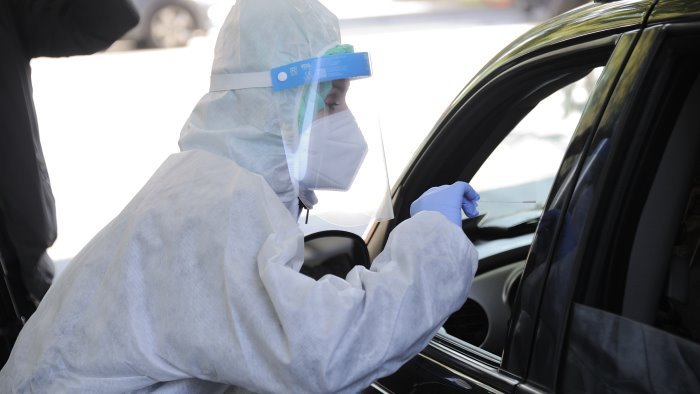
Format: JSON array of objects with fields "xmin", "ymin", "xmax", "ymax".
[
  {"xmin": 121, "ymin": 0, "xmax": 214, "ymax": 48},
  {"xmin": 305, "ymin": 0, "xmax": 700, "ymax": 392}
]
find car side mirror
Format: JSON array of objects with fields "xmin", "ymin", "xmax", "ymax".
[{"xmin": 301, "ymin": 230, "xmax": 370, "ymax": 280}]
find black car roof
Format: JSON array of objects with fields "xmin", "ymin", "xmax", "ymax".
[{"xmin": 457, "ymin": 0, "xmax": 653, "ymax": 106}]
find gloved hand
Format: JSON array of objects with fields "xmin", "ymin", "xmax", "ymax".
[{"xmin": 410, "ymin": 181, "xmax": 480, "ymax": 226}]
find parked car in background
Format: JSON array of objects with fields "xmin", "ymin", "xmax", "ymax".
[{"xmin": 121, "ymin": 0, "xmax": 215, "ymax": 48}]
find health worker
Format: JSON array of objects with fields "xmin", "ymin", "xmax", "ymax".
[{"xmin": 0, "ymin": 0, "xmax": 480, "ymax": 392}]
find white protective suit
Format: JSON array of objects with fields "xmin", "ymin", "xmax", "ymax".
[{"xmin": 0, "ymin": 0, "xmax": 479, "ymax": 393}]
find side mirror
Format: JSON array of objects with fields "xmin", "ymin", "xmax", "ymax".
[{"xmin": 301, "ymin": 230, "xmax": 370, "ymax": 280}]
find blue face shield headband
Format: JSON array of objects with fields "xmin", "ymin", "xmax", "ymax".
[{"xmin": 208, "ymin": 50, "xmax": 371, "ymax": 93}]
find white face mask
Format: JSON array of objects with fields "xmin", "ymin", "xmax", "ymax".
[{"xmin": 299, "ymin": 110, "xmax": 368, "ymax": 191}]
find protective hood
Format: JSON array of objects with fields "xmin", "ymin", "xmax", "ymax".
[{"xmin": 179, "ymin": 0, "xmax": 341, "ymax": 214}]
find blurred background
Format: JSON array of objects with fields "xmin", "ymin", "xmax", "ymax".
[{"xmin": 29, "ymin": 0, "xmax": 587, "ymax": 267}]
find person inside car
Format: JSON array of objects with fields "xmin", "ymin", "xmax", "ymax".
[{"xmin": 0, "ymin": 0, "xmax": 480, "ymax": 392}]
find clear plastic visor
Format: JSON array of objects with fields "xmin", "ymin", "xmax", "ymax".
[{"xmin": 280, "ymin": 55, "xmax": 393, "ymax": 236}]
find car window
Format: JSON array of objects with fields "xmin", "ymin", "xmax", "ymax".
[
  {"xmin": 438, "ymin": 67, "xmax": 605, "ymax": 358},
  {"xmin": 559, "ymin": 34, "xmax": 700, "ymax": 392},
  {"xmin": 469, "ymin": 68, "xmax": 602, "ymax": 260}
]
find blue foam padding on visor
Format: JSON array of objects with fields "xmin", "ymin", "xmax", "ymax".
[{"xmin": 271, "ymin": 52, "xmax": 371, "ymax": 92}]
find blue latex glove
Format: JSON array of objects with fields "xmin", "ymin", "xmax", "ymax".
[{"xmin": 410, "ymin": 181, "xmax": 480, "ymax": 226}]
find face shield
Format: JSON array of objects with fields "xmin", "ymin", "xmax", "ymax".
[{"xmin": 209, "ymin": 45, "xmax": 393, "ymax": 232}]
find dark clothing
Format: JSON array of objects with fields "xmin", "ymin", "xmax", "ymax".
[{"xmin": 0, "ymin": 0, "xmax": 138, "ymax": 316}]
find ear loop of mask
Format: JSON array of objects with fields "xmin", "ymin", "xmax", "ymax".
[{"xmin": 298, "ymin": 198, "xmax": 310, "ymax": 224}]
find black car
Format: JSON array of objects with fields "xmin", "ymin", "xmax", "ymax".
[{"xmin": 310, "ymin": 0, "xmax": 700, "ymax": 392}]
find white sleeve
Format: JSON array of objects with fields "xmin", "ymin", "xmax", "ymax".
[{"xmin": 253, "ymin": 210, "xmax": 478, "ymax": 393}]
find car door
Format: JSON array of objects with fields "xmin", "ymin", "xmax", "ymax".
[
  {"xmin": 363, "ymin": 1, "xmax": 654, "ymax": 392},
  {"xmin": 548, "ymin": 9, "xmax": 700, "ymax": 393}
]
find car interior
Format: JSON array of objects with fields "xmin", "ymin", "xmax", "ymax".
[
  {"xmin": 621, "ymin": 60, "xmax": 700, "ymax": 342},
  {"xmin": 659, "ymin": 150, "xmax": 700, "ymax": 343}
]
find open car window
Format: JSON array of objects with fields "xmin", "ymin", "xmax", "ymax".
[
  {"xmin": 467, "ymin": 67, "xmax": 602, "ymax": 260},
  {"xmin": 438, "ymin": 66, "xmax": 606, "ymax": 359}
]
